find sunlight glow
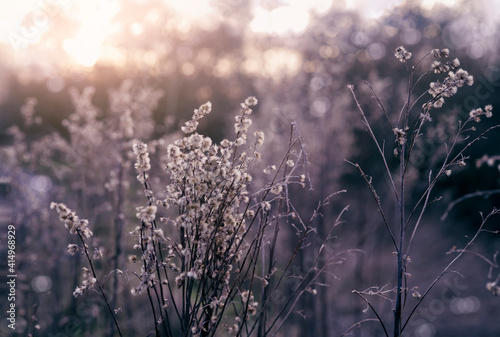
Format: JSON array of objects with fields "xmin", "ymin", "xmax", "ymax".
[
  {"xmin": 421, "ymin": 0, "xmax": 459, "ymax": 10},
  {"xmin": 63, "ymin": 26, "xmax": 103, "ymax": 68},
  {"xmin": 163, "ymin": 0, "xmax": 214, "ymax": 19},
  {"xmin": 251, "ymin": 1, "xmax": 332, "ymax": 35},
  {"xmin": 63, "ymin": 0, "xmax": 120, "ymax": 67},
  {"xmin": 244, "ymin": 46, "xmax": 302, "ymax": 81},
  {"xmin": 0, "ymin": 0, "xmax": 489, "ymax": 72},
  {"xmin": 251, "ymin": 6, "xmax": 309, "ymax": 34}
]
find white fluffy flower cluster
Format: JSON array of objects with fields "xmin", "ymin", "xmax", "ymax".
[
  {"xmin": 50, "ymin": 202, "xmax": 93, "ymax": 238},
  {"xmin": 133, "ymin": 142, "xmax": 151, "ymax": 184},
  {"xmin": 158, "ymin": 98, "xmax": 261, "ymax": 287},
  {"xmin": 395, "ymin": 46, "xmax": 412, "ymax": 63},
  {"xmin": 181, "ymin": 101, "xmax": 212, "ymax": 134},
  {"xmin": 73, "ymin": 267, "xmax": 97, "ymax": 298},
  {"xmin": 427, "ymin": 68, "xmax": 473, "ymax": 100},
  {"xmin": 240, "ymin": 290, "xmax": 258, "ymax": 316},
  {"xmin": 469, "ymin": 105, "xmax": 493, "ymax": 122},
  {"xmin": 136, "ymin": 205, "xmax": 157, "ymax": 224},
  {"xmin": 420, "ymin": 49, "xmax": 473, "ymax": 114}
]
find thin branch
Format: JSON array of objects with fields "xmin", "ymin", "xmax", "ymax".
[
  {"xmin": 345, "ymin": 160, "xmax": 397, "ymax": 250},
  {"xmin": 339, "ymin": 318, "xmax": 385, "ymax": 337},
  {"xmin": 403, "ymin": 209, "xmax": 500, "ymax": 331},
  {"xmin": 364, "ymin": 80, "xmax": 393, "ymax": 130},
  {"xmin": 441, "ymin": 189, "xmax": 500, "ymax": 220},
  {"xmin": 352, "ymin": 291, "xmax": 390, "ymax": 337},
  {"xmin": 348, "ymin": 85, "xmax": 399, "ymax": 203},
  {"xmin": 446, "ymin": 247, "xmax": 499, "ymax": 269},
  {"xmin": 405, "ymin": 170, "xmax": 434, "ymax": 257}
]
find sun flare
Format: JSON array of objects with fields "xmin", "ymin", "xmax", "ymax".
[
  {"xmin": 63, "ymin": 0, "xmax": 120, "ymax": 68},
  {"xmin": 250, "ymin": 0, "xmax": 332, "ymax": 35},
  {"xmin": 0, "ymin": 0, "xmax": 475, "ymax": 71}
]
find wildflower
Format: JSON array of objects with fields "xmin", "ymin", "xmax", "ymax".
[
  {"xmin": 426, "ymin": 61, "xmax": 474, "ymax": 110},
  {"xmin": 241, "ymin": 290, "xmax": 258, "ymax": 315},
  {"xmin": 82, "ymin": 267, "xmax": 92, "ymax": 278},
  {"xmin": 261, "ymin": 201, "xmax": 271, "ymax": 211},
  {"xmin": 486, "ymin": 281, "xmax": 500, "ymax": 296},
  {"xmin": 220, "ymin": 139, "xmax": 232, "ymax": 148},
  {"xmin": 270, "ymin": 184, "xmax": 283, "ymax": 195},
  {"xmin": 153, "ymin": 228, "xmax": 166, "ymax": 242},
  {"xmin": 82, "ymin": 277, "xmax": 97, "ymax": 288},
  {"xmin": 235, "ymin": 137, "xmax": 246, "ymax": 146},
  {"xmin": 431, "ymin": 61, "xmax": 443, "ymax": 73},
  {"xmin": 286, "ymin": 159, "xmax": 294, "ymax": 167},
  {"xmin": 131, "ymin": 284, "xmax": 146, "ymax": 296},
  {"xmin": 234, "ymin": 115, "xmax": 252, "ymax": 133},
  {"xmin": 254, "ymin": 131, "xmax": 265, "ymax": 146},
  {"xmin": 469, "ymin": 105, "xmax": 493, "ymax": 122},
  {"xmin": 433, "ymin": 97, "xmax": 445, "ymax": 108},
  {"xmin": 51, "ymin": 202, "xmax": 93, "ymax": 237},
  {"xmin": 67, "ymin": 244, "xmax": 79, "ymax": 255},
  {"xmin": 130, "ymin": 98, "xmax": 269, "ymax": 305},
  {"xmin": 193, "ymin": 101, "xmax": 212, "ymax": 120},
  {"xmin": 73, "ymin": 286, "xmax": 83, "ymax": 298},
  {"xmin": 201, "ymin": 137, "xmax": 212, "ymax": 152},
  {"xmin": 432, "ymin": 48, "xmax": 449, "ymax": 58},
  {"xmin": 80, "ymin": 221, "xmax": 93, "ymax": 238},
  {"xmin": 306, "ymin": 287, "xmax": 317, "ymax": 295},
  {"xmin": 133, "ymin": 143, "xmax": 148, "ymax": 156},
  {"xmin": 395, "ymin": 46, "xmax": 412, "ymax": 63},
  {"xmin": 431, "ymin": 60, "xmax": 452, "ymax": 74},
  {"xmin": 485, "ymin": 105, "xmax": 493, "ymax": 118},
  {"xmin": 136, "ymin": 205, "xmax": 157, "ymax": 223},
  {"xmin": 92, "ymin": 248, "xmax": 103, "ymax": 259},
  {"xmin": 245, "ymin": 96, "xmax": 258, "ymax": 107},
  {"xmin": 186, "ymin": 270, "xmax": 197, "ymax": 279},
  {"xmin": 392, "ymin": 128, "xmax": 406, "ymax": 145},
  {"xmin": 133, "ymin": 142, "xmax": 151, "ymax": 172},
  {"xmin": 175, "ymin": 273, "xmax": 185, "ymax": 288},
  {"xmin": 469, "ymin": 108, "xmax": 482, "ymax": 122},
  {"xmin": 181, "ymin": 119, "xmax": 199, "ymax": 134},
  {"xmin": 455, "ymin": 69, "xmax": 474, "ymax": 86}
]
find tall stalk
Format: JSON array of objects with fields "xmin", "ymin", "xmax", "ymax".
[{"xmin": 348, "ymin": 46, "xmax": 498, "ymax": 337}]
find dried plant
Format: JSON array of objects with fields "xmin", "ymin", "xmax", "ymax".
[
  {"xmin": 344, "ymin": 46, "xmax": 500, "ymax": 337},
  {"xmin": 50, "ymin": 97, "xmax": 348, "ymax": 336}
]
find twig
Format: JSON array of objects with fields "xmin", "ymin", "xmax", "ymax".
[
  {"xmin": 348, "ymin": 85, "xmax": 400, "ymax": 204},
  {"xmin": 339, "ymin": 318, "xmax": 382, "ymax": 337},
  {"xmin": 402, "ymin": 209, "xmax": 500, "ymax": 331},
  {"xmin": 345, "ymin": 160, "xmax": 397, "ymax": 250},
  {"xmin": 441, "ymin": 189, "xmax": 500, "ymax": 220},
  {"xmin": 352, "ymin": 291, "xmax": 389, "ymax": 337}
]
